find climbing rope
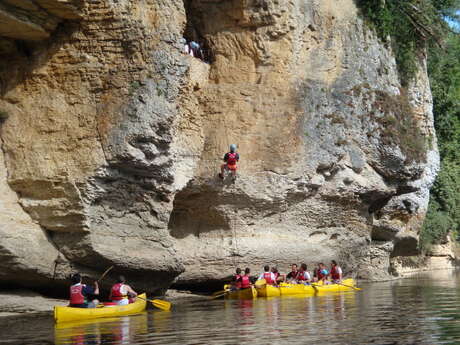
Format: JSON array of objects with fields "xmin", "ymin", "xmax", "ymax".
[{"xmin": 229, "ymin": 214, "xmax": 240, "ymax": 268}]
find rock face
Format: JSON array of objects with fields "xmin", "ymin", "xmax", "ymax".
[{"xmin": 0, "ymin": 0, "xmax": 439, "ymax": 292}]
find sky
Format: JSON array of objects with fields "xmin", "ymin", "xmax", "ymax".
[{"xmin": 446, "ymin": 10, "xmax": 460, "ymax": 31}]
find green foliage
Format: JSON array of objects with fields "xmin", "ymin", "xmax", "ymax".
[
  {"xmin": 356, "ymin": 0, "xmax": 458, "ymax": 84},
  {"xmin": 429, "ymin": 33, "xmax": 460, "ymax": 162},
  {"xmin": 357, "ymin": 0, "xmax": 460, "ymax": 249},
  {"xmin": 128, "ymin": 81, "xmax": 141, "ymax": 96},
  {"xmin": 421, "ymin": 162, "xmax": 460, "ymax": 249},
  {"xmin": 420, "ymin": 32, "xmax": 460, "ymax": 249}
]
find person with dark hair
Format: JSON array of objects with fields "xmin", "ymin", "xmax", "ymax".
[
  {"xmin": 232, "ymin": 268, "xmax": 242, "ymax": 290},
  {"xmin": 286, "ymin": 264, "xmax": 299, "ymax": 282},
  {"xmin": 236, "ymin": 268, "xmax": 252, "ymax": 289},
  {"xmin": 258, "ymin": 265, "xmax": 276, "ymax": 285},
  {"xmin": 109, "ymin": 275, "xmax": 138, "ymax": 305},
  {"xmin": 297, "ymin": 263, "xmax": 311, "ymax": 284},
  {"xmin": 69, "ymin": 273, "xmax": 99, "ymax": 308},
  {"xmin": 271, "ymin": 266, "xmax": 284, "ymax": 283},
  {"xmin": 330, "ymin": 260, "xmax": 343, "ymax": 282},
  {"xmin": 313, "ymin": 263, "xmax": 329, "ymax": 283}
]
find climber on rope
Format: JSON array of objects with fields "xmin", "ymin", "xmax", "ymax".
[{"xmin": 219, "ymin": 144, "xmax": 239, "ymax": 181}]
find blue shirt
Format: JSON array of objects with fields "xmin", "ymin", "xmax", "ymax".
[{"xmin": 82, "ymin": 285, "xmax": 95, "ymax": 297}]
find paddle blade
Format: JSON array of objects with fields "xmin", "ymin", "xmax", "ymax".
[
  {"xmin": 212, "ymin": 290, "xmax": 227, "ymax": 297},
  {"xmin": 211, "ymin": 292, "xmax": 228, "ymax": 299},
  {"xmin": 151, "ymin": 299, "xmax": 171, "ymax": 311},
  {"xmin": 254, "ymin": 279, "xmax": 266, "ymax": 288}
]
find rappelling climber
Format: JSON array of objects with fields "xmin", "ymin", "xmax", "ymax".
[{"xmin": 219, "ymin": 144, "xmax": 239, "ymax": 180}]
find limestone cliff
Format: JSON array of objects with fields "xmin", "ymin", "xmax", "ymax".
[{"xmin": 0, "ymin": 0, "xmax": 439, "ymax": 293}]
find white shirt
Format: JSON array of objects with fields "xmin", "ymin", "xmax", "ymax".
[
  {"xmin": 258, "ymin": 272, "xmax": 276, "ymax": 282},
  {"xmin": 298, "ymin": 271, "xmax": 311, "ymax": 280},
  {"xmin": 119, "ymin": 284, "xmax": 128, "ymax": 295}
]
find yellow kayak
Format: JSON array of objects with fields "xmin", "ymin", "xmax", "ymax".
[
  {"xmin": 312, "ymin": 278, "xmax": 356, "ymax": 293},
  {"xmin": 223, "ymin": 285, "xmax": 257, "ymax": 299},
  {"xmin": 279, "ymin": 282, "xmax": 316, "ymax": 296},
  {"xmin": 256, "ymin": 284, "xmax": 281, "ymax": 297},
  {"xmin": 54, "ymin": 293, "xmax": 147, "ymax": 323}
]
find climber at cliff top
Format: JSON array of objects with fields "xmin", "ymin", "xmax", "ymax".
[{"xmin": 219, "ymin": 144, "xmax": 239, "ymax": 179}]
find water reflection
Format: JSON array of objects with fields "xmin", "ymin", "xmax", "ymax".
[
  {"xmin": 54, "ymin": 312, "xmax": 148, "ymax": 345},
  {"xmin": 4, "ymin": 271, "xmax": 460, "ymax": 345}
]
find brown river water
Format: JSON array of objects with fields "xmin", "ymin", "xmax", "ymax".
[{"xmin": 1, "ymin": 270, "xmax": 460, "ymax": 345}]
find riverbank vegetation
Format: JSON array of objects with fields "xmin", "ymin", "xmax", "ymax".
[
  {"xmin": 356, "ymin": 0, "xmax": 460, "ymax": 249},
  {"xmin": 421, "ymin": 32, "xmax": 460, "ymax": 249}
]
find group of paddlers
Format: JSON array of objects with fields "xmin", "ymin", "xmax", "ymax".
[
  {"xmin": 232, "ymin": 261, "xmax": 343, "ymax": 289},
  {"xmin": 69, "ymin": 273, "xmax": 138, "ymax": 308}
]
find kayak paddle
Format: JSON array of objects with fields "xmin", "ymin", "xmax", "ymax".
[
  {"xmin": 337, "ymin": 282, "xmax": 361, "ymax": 291},
  {"xmin": 136, "ymin": 296, "xmax": 171, "ymax": 311},
  {"xmin": 312, "ymin": 282, "xmax": 362, "ymax": 291},
  {"xmin": 97, "ymin": 266, "xmax": 114, "ymax": 283},
  {"xmin": 211, "ymin": 289, "xmax": 230, "ymax": 299},
  {"xmin": 212, "ymin": 289, "xmax": 227, "ymax": 297}
]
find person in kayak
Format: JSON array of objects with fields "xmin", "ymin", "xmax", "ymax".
[
  {"xmin": 286, "ymin": 264, "xmax": 299, "ymax": 282},
  {"xmin": 232, "ymin": 267, "xmax": 242, "ymax": 290},
  {"xmin": 219, "ymin": 144, "xmax": 239, "ymax": 180},
  {"xmin": 271, "ymin": 266, "xmax": 285, "ymax": 283},
  {"xmin": 314, "ymin": 263, "xmax": 329, "ymax": 283},
  {"xmin": 109, "ymin": 275, "xmax": 138, "ymax": 305},
  {"xmin": 69, "ymin": 273, "xmax": 100, "ymax": 308},
  {"xmin": 258, "ymin": 265, "xmax": 277, "ymax": 285},
  {"xmin": 237, "ymin": 268, "xmax": 252, "ymax": 289},
  {"xmin": 296, "ymin": 263, "xmax": 312, "ymax": 284},
  {"xmin": 329, "ymin": 260, "xmax": 343, "ymax": 283}
]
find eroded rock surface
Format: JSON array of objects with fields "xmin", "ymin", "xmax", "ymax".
[{"xmin": 0, "ymin": 0, "xmax": 439, "ymax": 292}]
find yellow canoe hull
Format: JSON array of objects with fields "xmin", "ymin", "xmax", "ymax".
[
  {"xmin": 223, "ymin": 285, "xmax": 258, "ymax": 299},
  {"xmin": 256, "ymin": 285, "xmax": 281, "ymax": 297},
  {"xmin": 279, "ymin": 283, "xmax": 316, "ymax": 296},
  {"xmin": 54, "ymin": 293, "xmax": 147, "ymax": 323},
  {"xmin": 313, "ymin": 279, "xmax": 356, "ymax": 293}
]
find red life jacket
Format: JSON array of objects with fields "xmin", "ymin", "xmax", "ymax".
[
  {"xmin": 111, "ymin": 283, "xmax": 127, "ymax": 301},
  {"xmin": 331, "ymin": 266, "xmax": 340, "ymax": 280},
  {"xmin": 241, "ymin": 275, "xmax": 251, "ymax": 289},
  {"xmin": 273, "ymin": 272, "xmax": 280, "ymax": 280},
  {"xmin": 317, "ymin": 268, "xmax": 325, "ymax": 280},
  {"xmin": 296, "ymin": 270, "xmax": 306, "ymax": 281},
  {"xmin": 69, "ymin": 284, "xmax": 85, "ymax": 305},
  {"xmin": 263, "ymin": 272, "xmax": 273, "ymax": 284},
  {"xmin": 227, "ymin": 152, "xmax": 238, "ymax": 166},
  {"xmin": 234, "ymin": 274, "xmax": 242, "ymax": 289}
]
